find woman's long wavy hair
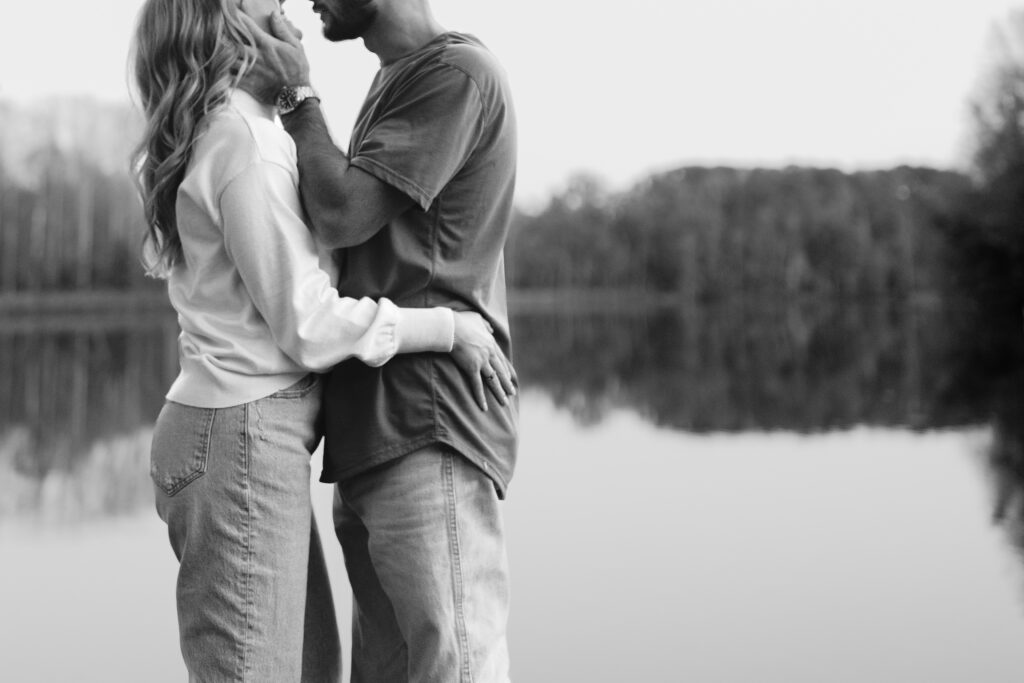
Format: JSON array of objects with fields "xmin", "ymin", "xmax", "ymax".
[{"xmin": 130, "ymin": 0, "xmax": 257, "ymax": 277}]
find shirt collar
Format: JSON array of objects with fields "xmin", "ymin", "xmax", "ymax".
[{"xmin": 229, "ymin": 89, "xmax": 276, "ymax": 121}]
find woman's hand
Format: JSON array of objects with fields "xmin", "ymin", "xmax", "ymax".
[{"xmin": 452, "ymin": 312, "xmax": 517, "ymax": 411}]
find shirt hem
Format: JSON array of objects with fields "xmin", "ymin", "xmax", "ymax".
[
  {"xmin": 166, "ymin": 369, "xmax": 308, "ymax": 409},
  {"xmin": 319, "ymin": 431, "xmax": 510, "ymax": 498}
]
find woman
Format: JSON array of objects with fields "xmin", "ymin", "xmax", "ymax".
[{"xmin": 130, "ymin": 0, "xmax": 514, "ymax": 679}]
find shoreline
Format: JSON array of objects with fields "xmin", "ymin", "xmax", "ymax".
[{"xmin": 0, "ymin": 288, "xmax": 948, "ymax": 331}]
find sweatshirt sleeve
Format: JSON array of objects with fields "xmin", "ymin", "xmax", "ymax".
[{"xmin": 219, "ymin": 160, "xmax": 453, "ymax": 371}]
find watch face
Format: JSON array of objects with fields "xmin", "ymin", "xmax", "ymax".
[
  {"xmin": 277, "ymin": 87, "xmax": 297, "ymax": 111},
  {"xmin": 276, "ymin": 86, "xmax": 316, "ymax": 113}
]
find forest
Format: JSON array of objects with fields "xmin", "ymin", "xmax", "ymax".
[{"xmin": 506, "ymin": 165, "xmax": 968, "ymax": 302}]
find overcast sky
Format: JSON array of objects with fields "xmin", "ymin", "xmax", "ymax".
[{"xmin": 2, "ymin": 0, "xmax": 1021, "ymax": 204}]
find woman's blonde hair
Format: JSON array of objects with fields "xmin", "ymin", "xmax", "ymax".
[{"xmin": 130, "ymin": 0, "xmax": 257, "ymax": 276}]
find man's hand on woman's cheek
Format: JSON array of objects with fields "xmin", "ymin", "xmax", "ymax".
[{"xmin": 236, "ymin": 11, "xmax": 313, "ymax": 105}]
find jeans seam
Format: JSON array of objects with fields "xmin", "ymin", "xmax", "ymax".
[
  {"xmin": 444, "ymin": 453, "xmax": 474, "ymax": 683},
  {"xmin": 239, "ymin": 402, "xmax": 255, "ymax": 681},
  {"xmin": 253, "ymin": 399, "xmax": 266, "ymax": 443}
]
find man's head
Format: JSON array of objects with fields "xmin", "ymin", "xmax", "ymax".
[{"xmin": 311, "ymin": 0, "xmax": 379, "ymax": 42}]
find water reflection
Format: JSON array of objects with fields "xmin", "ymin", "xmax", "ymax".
[
  {"xmin": 514, "ymin": 301, "xmax": 945, "ymax": 431},
  {"xmin": 935, "ymin": 297, "xmax": 1024, "ymax": 589},
  {"xmin": 0, "ymin": 311, "xmax": 177, "ymax": 522},
  {"xmin": 986, "ymin": 402, "xmax": 1024, "ymax": 579},
  {"xmin": 2, "ymin": 301, "xmax": 1022, "ymax": 526}
]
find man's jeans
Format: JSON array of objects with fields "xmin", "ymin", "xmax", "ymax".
[
  {"xmin": 335, "ymin": 444, "xmax": 512, "ymax": 683},
  {"xmin": 150, "ymin": 375, "xmax": 342, "ymax": 682}
]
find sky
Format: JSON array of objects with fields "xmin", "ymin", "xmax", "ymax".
[{"xmin": 2, "ymin": 0, "xmax": 1021, "ymax": 205}]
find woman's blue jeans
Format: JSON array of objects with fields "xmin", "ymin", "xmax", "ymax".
[{"xmin": 150, "ymin": 375, "xmax": 342, "ymax": 682}]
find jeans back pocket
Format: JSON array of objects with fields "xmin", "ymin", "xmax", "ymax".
[{"xmin": 150, "ymin": 401, "xmax": 217, "ymax": 496}]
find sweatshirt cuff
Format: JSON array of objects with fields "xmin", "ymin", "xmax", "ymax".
[{"xmin": 394, "ymin": 307, "xmax": 455, "ymax": 354}]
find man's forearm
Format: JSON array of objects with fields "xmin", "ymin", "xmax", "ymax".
[
  {"xmin": 282, "ymin": 101, "xmax": 412, "ymax": 249},
  {"xmin": 281, "ymin": 101, "xmax": 356, "ymax": 246}
]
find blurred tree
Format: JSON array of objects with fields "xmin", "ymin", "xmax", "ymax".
[
  {"xmin": 945, "ymin": 10, "xmax": 1024, "ymax": 318},
  {"xmin": 0, "ymin": 99, "xmax": 149, "ymax": 294},
  {"xmin": 928, "ymin": 10, "xmax": 1024, "ymax": 435}
]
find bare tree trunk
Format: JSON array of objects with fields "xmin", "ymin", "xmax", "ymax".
[
  {"xmin": 27, "ymin": 192, "xmax": 47, "ymax": 291},
  {"xmin": 76, "ymin": 171, "xmax": 95, "ymax": 290},
  {"xmin": 47, "ymin": 175, "xmax": 65, "ymax": 290},
  {"xmin": 0, "ymin": 184, "xmax": 20, "ymax": 292}
]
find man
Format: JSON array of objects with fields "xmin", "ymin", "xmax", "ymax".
[{"xmin": 239, "ymin": 1, "xmax": 519, "ymax": 680}]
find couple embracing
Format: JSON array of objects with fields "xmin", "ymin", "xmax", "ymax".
[{"xmin": 131, "ymin": 0, "xmax": 518, "ymax": 680}]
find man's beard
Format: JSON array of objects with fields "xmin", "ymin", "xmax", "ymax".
[{"xmin": 322, "ymin": 0, "xmax": 377, "ymax": 41}]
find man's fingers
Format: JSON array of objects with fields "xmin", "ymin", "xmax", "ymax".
[
  {"xmin": 283, "ymin": 16, "xmax": 304, "ymax": 41},
  {"xmin": 237, "ymin": 12, "xmax": 279, "ymax": 47},
  {"xmin": 271, "ymin": 12, "xmax": 303, "ymax": 46}
]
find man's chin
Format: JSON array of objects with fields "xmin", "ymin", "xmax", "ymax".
[
  {"xmin": 321, "ymin": 12, "xmax": 375, "ymax": 42},
  {"xmin": 323, "ymin": 25, "xmax": 360, "ymax": 42}
]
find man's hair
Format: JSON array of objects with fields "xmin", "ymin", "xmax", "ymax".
[{"xmin": 128, "ymin": 0, "xmax": 257, "ymax": 277}]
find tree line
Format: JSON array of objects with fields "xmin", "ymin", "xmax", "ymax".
[
  {"xmin": 0, "ymin": 98, "xmax": 154, "ymax": 294},
  {"xmin": 505, "ymin": 166, "xmax": 969, "ymax": 302},
  {"xmin": 0, "ymin": 128, "xmax": 979, "ymax": 305}
]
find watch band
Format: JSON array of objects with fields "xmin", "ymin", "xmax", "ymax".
[{"xmin": 275, "ymin": 85, "xmax": 320, "ymax": 116}]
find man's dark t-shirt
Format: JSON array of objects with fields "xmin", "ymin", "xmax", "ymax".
[{"xmin": 320, "ymin": 32, "xmax": 518, "ymax": 496}]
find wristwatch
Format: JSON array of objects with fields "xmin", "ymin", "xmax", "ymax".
[{"xmin": 275, "ymin": 85, "xmax": 320, "ymax": 116}]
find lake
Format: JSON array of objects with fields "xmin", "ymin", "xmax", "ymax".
[{"xmin": 2, "ymin": 300, "xmax": 1023, "ymax": 682}]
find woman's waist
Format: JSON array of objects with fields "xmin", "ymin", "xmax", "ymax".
[{"xmin": 167, "ymin": 355, "xmax": 309, "ymax": 409}]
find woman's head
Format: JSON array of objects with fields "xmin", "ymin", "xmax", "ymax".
[
  {"xmin": 239, "ymin": 0, "xmax": 284, "ymax": 32},
  {"xmin": 130, "ymin": 0, "xmax": 272, "ymax": 275}
]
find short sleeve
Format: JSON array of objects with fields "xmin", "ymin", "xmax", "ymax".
[{"xmin": 350, "ymin": 64, "xmax": 485, "ymax": 210}]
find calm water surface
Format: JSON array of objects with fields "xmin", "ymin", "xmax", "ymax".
[{"xmin": 2, "ymin": 303, "xmax": 1023, "ymax": 682}]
